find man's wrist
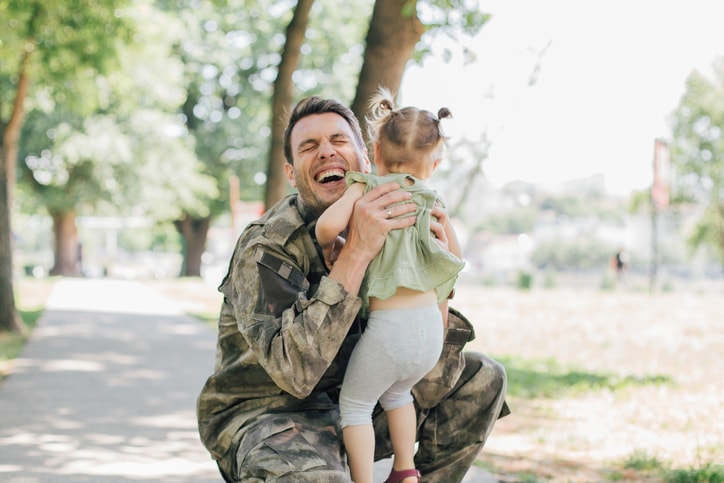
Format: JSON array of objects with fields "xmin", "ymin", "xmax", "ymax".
[{"xmin": 328, "ymin": 248, "xmax": 370, "ymax": 295}]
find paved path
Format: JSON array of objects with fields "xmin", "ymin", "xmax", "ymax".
[
  {"xmin": 0, "ymin": 278, "xmax": 498, "ymax": 482},
  {"xmin": 0, "ymin": 279, "xmax": 220, "ymax": 482}
]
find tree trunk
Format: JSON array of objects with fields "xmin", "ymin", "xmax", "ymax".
[
  {"xmin": 264, "ymin": 0, "xmax": 315, "ymax": 211},
  {"xmin": 351, "ymin": 0, "xmax": 424, "ymax": 147},
  {"xmin": 0, "ymin": 46, "xmax": 33, "ymax": 333},
  {"xmin": 0, "ymin": 145, "xmax": 24, "ymax": 333},
  {"xmin": 49, "ymin": 211, "xmax": 82, "ymax": 277},
  {"xmin": 175, "ymin": 215, "xmax": 210, "ymax": 277}
]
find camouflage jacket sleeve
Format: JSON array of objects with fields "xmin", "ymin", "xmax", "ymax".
[
  {"xmin": 412, "ymin": 307, "xmax": 475, "ymax": 409},
  {"xmin": 220, "ymin": 200, "xmax": 362, "ymax": 399}
]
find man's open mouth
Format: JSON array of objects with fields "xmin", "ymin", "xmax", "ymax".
[{"xmin": 315, "ymin": 168, "xmax": 345, "ymax": 184}]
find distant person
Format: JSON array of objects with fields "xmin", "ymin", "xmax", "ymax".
[
  {"xmin": 76, "ymin": 242, "xmax": 84, "ymax": 277},
  {"xmin": 196, "ymin": 95, "xmax": 509, "ymax": 483},
  {"xmin": 315, "ymin": 88, "xmax": 464, "ymax": 483},
  {"xmin": 612, "ymin": 249, "xmax": 627, "ymax": 282}
]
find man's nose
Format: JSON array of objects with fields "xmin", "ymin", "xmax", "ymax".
[{"xmin": 318, "ymin": 141, "xmax": 335, "ymax": 159}]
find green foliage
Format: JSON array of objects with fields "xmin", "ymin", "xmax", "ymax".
[
  {"xmin": 413, "ymin": 0, "xmax": 491, "ymax": 62},
  {"xmin": 628, "ymin": 188, "xmax": 651, "ymax": 214},
  {"xmin": 5, "ymin": 0, "xmax": 498, "ymax": 270},
  {"xmin": 419, "ymin": 0, "xmax": 491, "ymax": 34},
  {"xmin": 665, "ymin": 463, "xmax": 724, "ymax": 483},
  {"xmin": 19, "ymin": 112, "xmax": 134, "ymax": 213},
  {"xmin": 623, "ymin": 450, "xmax": 667, "ymax": 472},
  {"xmin": 497, "ymin": 355, "xmax": 673, "ymax": 399},
  {"xmin": 162, "ymin": 0, "xmax": 372, "ymax": 212},
  {"xmin": 669, "ymin": 57, "xmax": 724, "ymax": 269},
  {"xmin": 14, "ymin": 1, "xmax": 217, "ymax": 223},
  {"xmin": 530, "ymin": 237, "xmax": 616, "ymax": 271},
  {"xmin": 0, "ymin": 0, "xmax": 135, "ymax": 117},
  {"xmin": 480, "ymin": 208, "xmax": 537, "ymax": 235},
  {"xmin": 0, "ymin": 306, "xmax": 43, "ymax": 382},
  {"xmin": 517, "ymin": 271, "xmax": 533, "ymax": 290},
  {"xmin": 610, "ymin": 452, "xmax": 723, "ymax": 483}
]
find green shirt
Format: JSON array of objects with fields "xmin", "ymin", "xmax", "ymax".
[{"xmin": 346, "ymin": 171, "xmax": 464, "ymax": 307}]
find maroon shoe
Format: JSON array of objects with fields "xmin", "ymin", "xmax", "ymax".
[{"xmin": 384, "ymin": 468, "xmax": 421, "ymax": 483}]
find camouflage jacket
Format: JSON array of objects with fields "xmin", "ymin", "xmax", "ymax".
[{"xmin": 197, "ymin": 195, "xmax": 476, "ymax": 461}]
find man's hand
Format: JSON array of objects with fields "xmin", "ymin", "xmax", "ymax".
[
  {"xmin": 344, "ymin": 181, "xmax": 416, "ymax": 263},
  {"xmin": 430, "ymin": 203, "xmax": 450, "ymax": 251}
]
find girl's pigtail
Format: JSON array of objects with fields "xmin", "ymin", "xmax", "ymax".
[
  {"xmin": 367, "ymin": 86, "xmax": 397, "ymax": 141},
  {"xmin": 437, "ymin": 107, "xmax": 452, "ymax": 120},
  {"xmin": 369, "ymin": 86, "xmax": 396, "ymax": 118}
]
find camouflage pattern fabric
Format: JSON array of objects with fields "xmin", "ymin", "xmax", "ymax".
[{"xmin": 197, "ymin": 194, "xmax": 509, "ymax": 482}]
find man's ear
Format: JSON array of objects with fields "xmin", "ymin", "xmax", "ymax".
[{"xmin": 284, "ymin": 162, "xmax": 296, "ymax": 188}]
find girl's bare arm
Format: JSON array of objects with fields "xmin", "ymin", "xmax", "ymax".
[{"xmin": 315, "ymin": 183, "xmax": 366, "ymax": 262}]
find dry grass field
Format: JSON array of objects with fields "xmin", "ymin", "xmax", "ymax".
[
  {"xmin": 13, "ymin": 276, "xmax": 724, "ymax": 482},
  {"xmin": 453, "ymin": 284, "xmax": 723, "ymax": 482}
]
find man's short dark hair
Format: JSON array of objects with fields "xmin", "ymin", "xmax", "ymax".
[{"xmin": 283, "ymin": 97, "xmax": 365, "ymax": 164}]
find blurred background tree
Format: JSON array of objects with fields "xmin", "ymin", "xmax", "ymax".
[
  {"xmin": 17, "ymin": 4, "xmax": 217, "ymax": 277},
  {"xmin": 1, "ymin": 0, "xmax": 133, "ymax": 332},
  {"xmin": 669, "ymin": 58, "xmax": 724, "ymax": 273}
]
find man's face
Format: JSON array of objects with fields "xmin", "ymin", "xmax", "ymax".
[{"xmin": 285, "ymin": 112, "xmax": 371, "ymax": 217}]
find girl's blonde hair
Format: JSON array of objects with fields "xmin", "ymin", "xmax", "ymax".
[{"xmin": 366, "ymin": 87, "xmax": 451, "ymax": 174}]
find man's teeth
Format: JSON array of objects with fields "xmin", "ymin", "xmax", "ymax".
[{"xmin": 316, "ymin": 169, "xmax": 344, "ymax": 182}]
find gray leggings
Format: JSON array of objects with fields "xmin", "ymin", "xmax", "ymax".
[{"xmin": 339, "ymin": 305, "xmax": 443, "ymax": 428}]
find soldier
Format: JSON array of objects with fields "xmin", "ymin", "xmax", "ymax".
[{"xmin": 197, "ymin": 96, "xmax": 509, "ymax": 483}]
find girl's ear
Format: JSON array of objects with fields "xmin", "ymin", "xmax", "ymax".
[
  {"xmin": 373, "ymin": 142, "xmax": 382, "ymax": 167},
  {"xmin": 432, "ymin": 158, "xmax": 441, "ymax": 170},
  {"xmin": 362, "ymin": 147, "xmax": 372, "ymax": 174}
]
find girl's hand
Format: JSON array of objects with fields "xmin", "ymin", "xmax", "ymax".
[{"xmin": 325, "ymin": 235, "xmax": 346, "ymax": 269}]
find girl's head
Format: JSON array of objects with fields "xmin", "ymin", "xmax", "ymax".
[{"xmin": 366, "ymin": 87, "xmax": 451, "ymax": 179}]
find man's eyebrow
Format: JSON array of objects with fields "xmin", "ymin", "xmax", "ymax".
[{"xmin": 297, "ymin": 137, "xmax": 319, "ymax": 150}]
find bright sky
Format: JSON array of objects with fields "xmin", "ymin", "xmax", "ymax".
[{"xmin": 400, "ymin": 0, "xmax": 724, "ymax": 195}]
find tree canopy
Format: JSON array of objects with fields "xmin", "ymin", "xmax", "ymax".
[
  {"xmin": 2, "ymin": 0, "xmax": 493, "ymax": 331},
  {"xmin": 669, "ymin": 58, "xmax": 724, "ymax": 270}
]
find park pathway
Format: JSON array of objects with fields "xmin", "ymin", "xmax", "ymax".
[{"xmin": 0, "ymin": 278, "xmax": 221, "ymax": 482}]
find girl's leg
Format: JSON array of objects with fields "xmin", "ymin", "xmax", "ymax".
[
  {"xmin": 386, "ymin": 402, "xmax": 418, "ymax": 480},
  {"xmin": 343, "ymin": 424, "xmax": 375, "ymax": 483},
  {"xmin": 340, "ymin": 314, "xmax": 399, "ymax": 482}
]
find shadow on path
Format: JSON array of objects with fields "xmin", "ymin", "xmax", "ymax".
[{"xmin": 0, "ymin": 279, "xmax": 220, "ymax": 482}]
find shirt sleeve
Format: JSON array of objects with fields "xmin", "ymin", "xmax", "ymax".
[{"xmin": 224, "ymin": 240, "xmax": 362, "ymax": 399}]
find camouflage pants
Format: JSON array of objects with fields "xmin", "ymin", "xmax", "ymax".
[{"xmin": 217, "ymin": 352, "xmax": 508, "ymax": 483}]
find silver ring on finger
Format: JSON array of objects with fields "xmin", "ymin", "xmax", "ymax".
[{"xmin": 386, "ymin": 208, "xmax": 392, "ymax": 219}]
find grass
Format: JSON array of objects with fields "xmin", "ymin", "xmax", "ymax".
[
  {"xmin": 605, "ymin": 451, "xmax": 724, "ymax": 482},
  {"xmin": 0, "ymin": 277, "xmax": 56, "ymax": 383},
  {"xmin": 0, "ymin": 308, "xmax": 42, "ymax": 360},
  {"xmin": 497, "ymin": 354, "xmax": 674, "ymax": 399},
  {"xmin": 664, "ymin": 463, "xmax": 724, "ymax": 483},
  {"xmin": 0, "ymin": 304, "xmax": 46, "ymax": 383}
]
